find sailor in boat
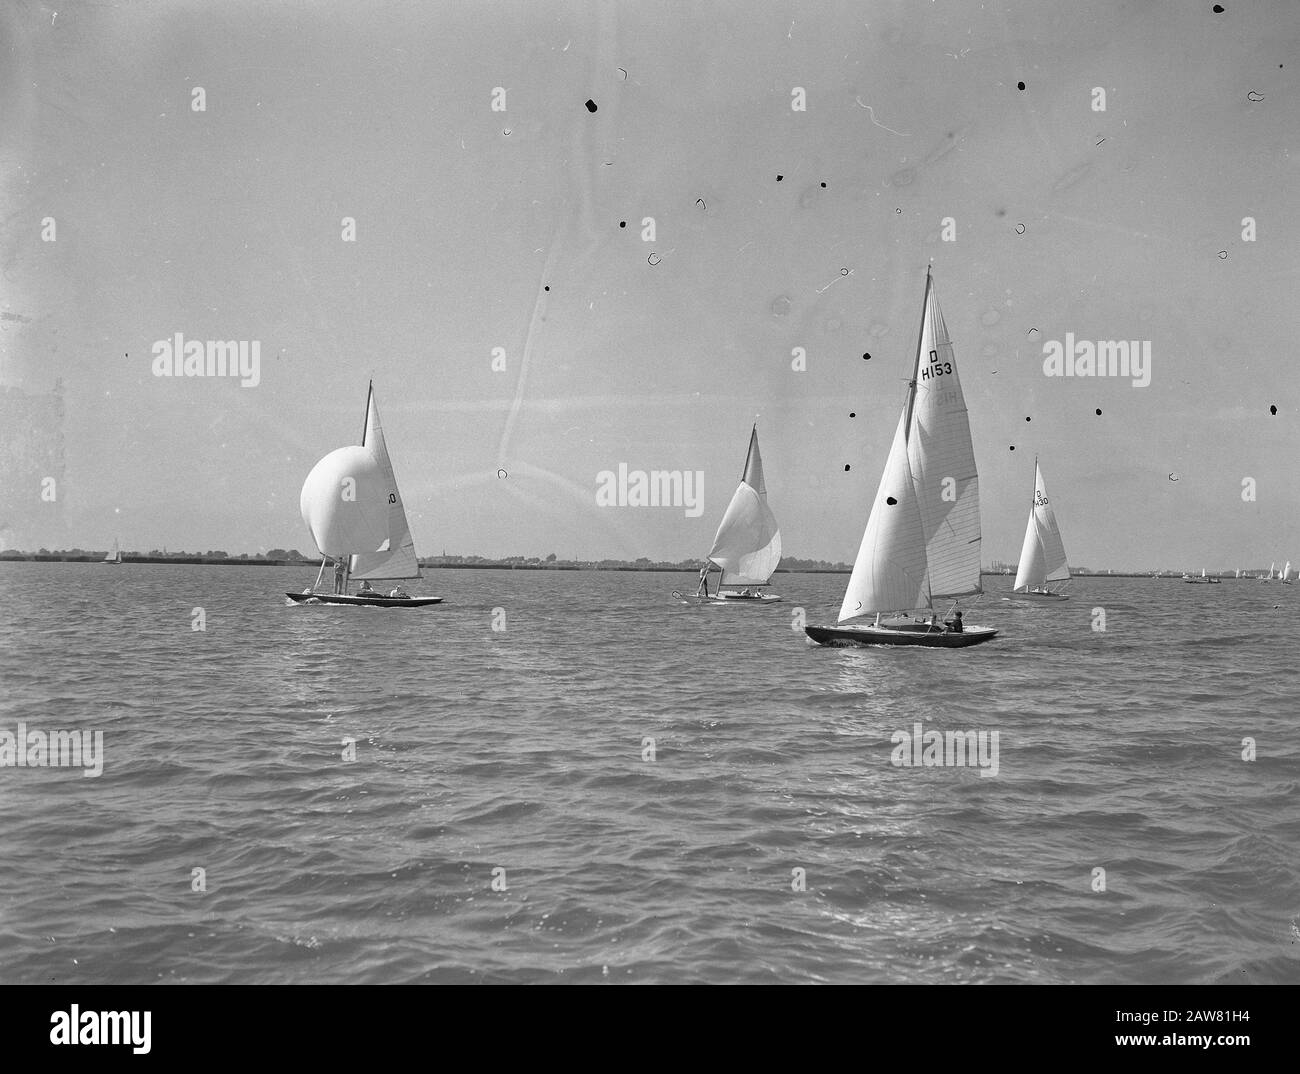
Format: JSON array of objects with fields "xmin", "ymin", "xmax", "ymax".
[
  {"xmin": 358, "ymin": 581, "xmax": 377, "ymax": 596},
  {"xmin": 388, "ymin": 585, "xmax": 409, "ymax": 599},
  {"xmin": 334, "ymin": 561, "xmax": 346, "ymax": 594},
  {"xmin": 945, "ymin": 610, "xmax": 964, "ymax": 634},
  {"xmin": 696, "ymin": 564, "xmax": 711, "ymax": 598}
]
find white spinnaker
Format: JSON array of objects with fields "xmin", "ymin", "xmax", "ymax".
[
  {"xmin": 906, "ymin": 276, "xmax": 982, "ymax": 601},
  {"xmin": 300, "ymin": 445, "xmax": 390, "ymax": 559},
  {"xmin": 1013, "ymin": 461, "xmax": 1069, "ymax": 590},
  {"xmin": 838, "ymin": 408, "xmax": 928, "ymax": 621},
  {"xmin": 707, "ymin": 427, "xmax": 781, "ymax": 586},
  {"xmin": 350, "ymin": 388, "xmax": 420, "ymax": 580}
]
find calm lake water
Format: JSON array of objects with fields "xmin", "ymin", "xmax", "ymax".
[{"xmin": 0, "ymin": 563, "xmax": 1295, "ymax": 983}]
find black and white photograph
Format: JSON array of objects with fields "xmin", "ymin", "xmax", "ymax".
[{"xmin": 0, "ymin": 0, "xmax": 1294, "ymax": 1045}]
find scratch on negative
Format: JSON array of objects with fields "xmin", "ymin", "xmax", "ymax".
[{"xmin": 854, "ymin": 98, "xmax": 910, "ymax": 136}]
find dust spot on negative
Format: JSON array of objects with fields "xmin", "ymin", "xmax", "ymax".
[
  {"xmin": 849, "ymin": 412, "xmax": 856, "ymax": 418},
  {"xmin": 1270, "ymin": 404, "xmax": 1277, "ymax": 415},
  {"xmin": 585, "ymin": 99, "xmax": 598, "ymax": 112},
  {"xmin": 776, "ymin": 174, "xmax": 784, "ymax": 181},
  {"xmin": 996, "ymin": 208, "xmax": 1007, "ymax": 217},
  {"xmin": 1017, "ymin": 81, "xmax": 1026, "ymax": 91},
  {"xmin": 886, "ymin": 496, "xmax": 898, "ymax": 505},
  {"xmin": 619, "ymin": 221, "xmax": 626, "ymax": 228},
  {"xmin": 820, "ymin": 181, "xmax": 827, "ymax": 188},
  {"xmin": 1096, "ymin": 409, "xmax": 1102, "ymax": 416},
  {"xmin": 1015, "ymin": 223, "xmax": 1026, "ymax": 235},
  {"xmin": 1247, "ymin": 91, "xmax": 1264, "ymax": 102},
  {"xmin": 770, "ymin": 294, "xmax": 791, "ymax": 315},
  {"xmin": 862, "ymin": 352, "xmax": 871, "ymax": 361},
  {"xmin": 1218, "ymin": 251, "xmax": 1228, "ymax": 259},
  {"xmin": 844, "ymin": 464, "xmax": 851, "ymax": 472},
  {"xmin": 1028, "ymin": 328, "xmax": 1039, "ymax": 337},
  {"xmin": 1051, "ymin": 161, "xmax": 1093, "ymax": 195},
  {"xmin": 1025, "ymin": 416, "xmax": 1031, "ymax": 422},
  {"xmin": 1212, "ymin": 4, "xmax": 1224, "ymax": 12},
  {"xmin": 544, "ymin": 285, "xmax": 550, "ymax": 291},
  {"xmin": 1009, "ymin": 445, "xmax": 1016, "ymax": 451},
  {"xmin": 648, "ymin": 253, "xmax": 662, "ymax": 266}
]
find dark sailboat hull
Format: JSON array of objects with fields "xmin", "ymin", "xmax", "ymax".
[
  {"xmin": 805, "ymin": 623, "xmax": 998, "ymax": 648},
  {"xmin": 286, "ymin": 592, "xmax": 443, "ymax": 607}
]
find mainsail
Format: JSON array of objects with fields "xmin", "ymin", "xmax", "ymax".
[
  {"xmin": 349, "ymin": 387, "xmax": 419, "ymax": 580},
  {"xmin": 838, "ymin": 267, "xmax": 982, "ymax": 621},
  {"xmin": 299, "ymin": 384, "xmax": 420, "ymax": 580},
  {"xmin": 907, "ymin": 275, "xmax": 982, "ymax": 600},
  {"xmin": 707, "ymin": 426, "xmax": 782, "ymax": 586},
  {"xmin": 1013, "ymin": 461, "xmax": 1070, "ymax": 591}
]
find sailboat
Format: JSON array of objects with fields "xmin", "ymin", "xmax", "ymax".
[
  {"xmin": 286, "ymin": 382, "xmax": 442, "ymax": 607},
  {"xmin": 680, "ymin": 425, "xmax": 782, "ymax": 604},
  {"xmin": 1282, "ymin": 561, "xmax": 1294, "ymax": 584},
  {"xmin": 1008, "ymin": 459, "xmax": 1070, "ymax": 600},
  {"xmin": 103, "ymin": 539, "xmax": 122, "ymax": 565},
  {"xmin": 1260, "ymin": 562, "xmax": 1275, "ymax": 583},
  {"xmin": 1205, "ymin": 567, "xmax": 1219, "ymax": 584},
  {"xmin": 805, "ymin": 267, "xmax": 997, "ymax": 648}
]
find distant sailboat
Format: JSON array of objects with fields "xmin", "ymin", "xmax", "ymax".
[
  {"xmin": 805, "ymin": 267, "xmax": 997, "ymax": 648},
  {"xmin": 1205, "ymin": 568, "xmax": 1219, "ymax": 584},
  {"xmin": 104, "ymin": 539, "xmax": 122, "ymax": 565},
  {"xmin": 1261, "ymin": 562, "xmax": 1275, "ymax": 583},
  {"xmin": 1283, "ymin": 561, "xmax": 1295, "ymax": 584},
  {"xmin": 1009, "ymin": 459, "xmax": 1070, "ymax": 600},
  {"xmin": 286, "ymin": 382, "xmax": 442, "ymax": 607},
  {"xmin": 684, "ymin": 425, "xmax": 782, "ymax": 604}
]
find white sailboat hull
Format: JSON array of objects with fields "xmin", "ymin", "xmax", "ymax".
[{"xmin": 673, "ymin": 589, "xmax": 782, "ymax": 605}]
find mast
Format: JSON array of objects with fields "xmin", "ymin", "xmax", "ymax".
[
  {"xmin": 361, "ymin": 380, "xmax": 373, "ymax": 447},
  {"xmin": 907, "ymin": 267, "xmax": 934, "ymax": 612},
  {"xmin": 741, "ymin": 423, "xmax": 757, "ymax": 481},
  {"xmin": 902, "ymin": 265, "xmax": 931, "ymax": 441}
]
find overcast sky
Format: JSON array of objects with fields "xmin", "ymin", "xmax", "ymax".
[{"xmin": 2, "ymin": 0, "xmax": 1296, "ymax": 569}]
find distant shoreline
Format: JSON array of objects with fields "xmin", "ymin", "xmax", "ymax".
[{"xmin": 0, "ymin": 554, "xmax": 1235, "ymax": 579}]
